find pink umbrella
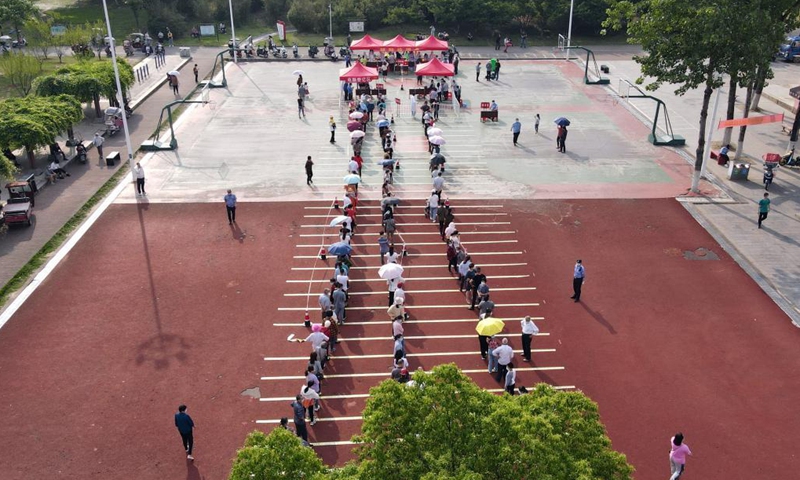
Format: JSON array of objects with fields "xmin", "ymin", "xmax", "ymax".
[
  {"xmin": 312, "ymin": 323, "xmax": 322, "ymax": 332},
  {"xmin": 347, "ymin": 121, "xmax": 362, "ymax": 132}
]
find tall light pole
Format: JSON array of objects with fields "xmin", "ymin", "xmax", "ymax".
[
  {"xmin": 566, "ymin": 0, "xmax": 574, "ymax": 60},
  {"xmin": 329, "ymin": 3, "xmax": 333, "ymax": 41},
  {"xmin": 100, "ymin": 0, "xmax": 135, "ymax": 186},
  {"xmin": 229, "ymin": 0, "xmax": 237, "ymax": 63}
]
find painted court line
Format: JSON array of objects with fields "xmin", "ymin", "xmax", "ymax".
[
  {"xmin": 290, "ymin": 262, "xmax": 527, "ymax": 271},
  {"xmin": 304, "ymin": 213, "xmax": 507, "ymax": 219},
  {"xmin": 260, "ymin": 366, "xmax": 563, "ymax": 381},
  {"xmin": 300, "ymin": 222, "xmax": 511, "ymax": 228},
  {"xmin": 264, "ymin": 349, "xmax": 554, "ymax": 361},
  {"xmin": 278, "ymin": 302, "xmax": 540, "ymax": 311},
  {"xmin": 292, "ymin": 251, "xmax": 524, "ymax": 258},
  {"xmin": 256, "ymin": 416, "xmax": 362, "ymax": 424},
  {"xmin": 304, "ymin": 205, "xmax": 505, "ymax": 210},
  {"xmin": 295, "ymin": 240, "xmax": 518, "ymax": 248},
  {"xmin": 272, "ymin": 316, "xmax": 544, "ymax": 327},
  {"xmin": 285, "ymin": 274, "xmax": 530, "ymax": 284},
  {"xmin": 283, "ymin": 287, "xmax": 537, "ymax": 297},
  {"xmin": 284, "ymin": 333, "xmax": 550, "ymax": 342},
  {"xmin": 258, "ymin": 386, "xmax": 577, "ymax": 403},
  {"xmin": 298, "ymin": 231, "xmax": 517, "ymax": 237}
]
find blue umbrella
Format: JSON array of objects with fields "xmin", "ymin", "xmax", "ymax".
[
  {"xmin": 554, "ymin": 117, "xmax": 571, "ymax": 126},
  {"xmin": 328, "ymin": 241, "xmax": 353, "ymax": 256},
  {"xmin": 377, "ymin": 119, "xmax": 390, "ymax": 127},
  {"xmin": 379, "ymin": 158, "xmax": 396, "ymax": 166}
]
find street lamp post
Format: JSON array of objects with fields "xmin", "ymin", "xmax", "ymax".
[
  {"xmin": 329, "ymin": 3, "xmax": 333, "ymax": 42},
  {"xmin": 100, "ymin": 0, "xmax": 135, "ymax": 186},
  {"xmin": 566, "ymin": 0, "xmax": 574, "ymax": 60},
  {"xmin": 229, "ymin": 0, "xmax": 237, "ymax": 64}
]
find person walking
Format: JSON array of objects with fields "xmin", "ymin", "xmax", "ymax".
[
  {"xmin": 93, "ymin": 132, "xmax": 105, "ymax": 161},
  {"xmin": 305, "ymin": 155, "xmax": 314, "ymax": 185},
  {"xmin": 193, "ymin": 64, "xmax": 199, "ymax": 83},
  {"xmin": 757, "ymin": 192, "xmax": 770, "ymax": 229},
  {"xmin": 329, "ymin": 116, "xmax": 336, "ymax": 143},
  {"xmin": 559, "ymin": 126, "xmax": 568, "ymax": 153},
  {"xmin": 134, "ymin": 162, "xmax": 146, "ymax": 196},
  {"xmin": 556, "ymin": 125, "xmax": 564, "ymax": 151},
  {"xmin": 495, "ymin": 60, "xmax": 501, "ymax": 80},
  {"xmin": 511, "ymin": 118, "xmax": 521, "ymax": 146},
  {"xmin": 224, "ymin": 189, "xmax": 237, "ymax": 224},
  {"xmin": 669, "ymin": 433, "xmax": 692, "ymax": 479},
  {"xmin": 174, "ymin": 404, "xmax": 195, "ymax": 460},
  {"xmin": 534, "ymin": 113, "xmax": 540, "ymax": 134},
  {"xmin": 298, "ymin": 97, "xmax": 306, "ymax": 118},
  {"xmin": 571, "ymin": 259, "xmax": 584, "ymax": 302},
  {"xmin": 492, "ymin": 337, "xmax": 514, "ymax": 383},
  {"xmin": 476, "ymin": 62, "xmax": 481, "ymax": 82},
  {"xmin": 504, "ymin": 363, "xmax": 516, "ymax": 394},
  {"xmin": 520, "ymin": 316, "xmax": 539, "ymax": 362},
  {"xmin": 290, "ymin": 394, "xmax": 309, "ymax": 443},
  {"xmin": 170, "ymin": 74, "xmax": 180, "ymax": 96}
]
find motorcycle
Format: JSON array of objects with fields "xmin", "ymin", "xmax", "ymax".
[
  {"xmin": 75, "ymin": 143, "xmax": 88, "ymax": 164},
  {"xmin": 293, "ymin": 43, "xmax": 300, "ymax": 58},
  {"xmin": 763, "ymin": 163, "xmax": 776, "ymax": 190},
  {"xmin": 308, "ymin": 45, "xmax": 319, "ymax": 58},
  {"xmin": 324, "ymin": 45, "xmax": 338, "ymax": 61},
  {"xmin": 779, "ymin": 149, "xmax": 800, "ymax": 166}
]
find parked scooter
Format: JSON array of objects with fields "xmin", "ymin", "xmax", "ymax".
[
  {"xmin": 308, "ymin": 45, "xmax": 319, "ymax": 58},
  {"xmin": 75, "ymin": 143, "xmax": 88, "ymax": 164},
  {"xmin": 780, "ymin": 148, "xmax": 800, "ymax": 166},
  {"xmin": 293, "ymin": 43, "xmax": 300, "ymax": 58}
]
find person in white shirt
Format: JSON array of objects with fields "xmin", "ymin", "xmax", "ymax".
[
  {"xmin": 336, "ymin": 273, "xmax": 349, "ymax": 292},
  {"xmin": 348, "ymin": 158, "xmax": 359, "ymax": 174},
  {"xmin": 93, "ymin": 132, "xmax": 105, "ymax": 160},
  {"xmin": 300, "ymin": 382, "xmax": 321, "ymax": 425},
  {"xmin": 428, "ymin": 191, "xmax": 439, "ymax": 222},
  {"xmin": 134, "ymin": 162, "xmax": 146, "ymax": 195},
  {"xmin": 520, "ymin": 316, "xmax": 540, "ymax": 362},
  {"xmin": 492, "ymin": 338, "xmax": 514, "ymax": 382},
  {"xmin": 394, "ymin": 282, "xmax": 406, "ymax": 303},
  {"xmin": 432, "ymin": 171, "xmax": 444, "ymax": 195},
  {"xmin": 392, "ymin": 316, "xmax": 404, "ymax": 338},
  {"xmin": 385, "ymin": 246, "xmax": 400, "ymax": 264},
  {"xmin": 302, "ymin": 331, "xmax": 329, "ymax": 351},
  {"xmin": 504, "ymin": 363, "xmax": 516, "ymax": 395},
  {"xmin": 317, "ymin": 289, "xmax": 332, "ymax": 320}
]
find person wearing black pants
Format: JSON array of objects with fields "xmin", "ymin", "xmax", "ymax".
[
  {"xmin": 469, "ymin": 268, "xmax": 487, "ymax": 310},
  {"xmin": 291, "ymin": 395, "xmax": 309, "ymax": 443},
  {"xmin": 174, "ymin": 404, "xmax": 195, "ymax": 460},
  {"xmin": 224, "ymin": 189, "xmax": 237, "ymax": 224},
  {"xmin": 571, "ymin": 259, "xmax": 584, "ymax": 302},
  {"xmin": 478, "ymin": 334, "xmax": 489, "ymax": 360},
  {"xmin": 520, "ymin": 316, "xmax": 539, "ymax": 362},
  {"xmin": 305, "ymin": 156, "xmax": 314, "ymax": 185}
]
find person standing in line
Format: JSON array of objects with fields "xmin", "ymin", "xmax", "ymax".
[
  {"xmin": 492, "ymin": 337, "xmax": 514, "ymax": 383},
  {"xmin": 504, "ymin": 363, "xmax": 516, "ymax": 394},
  {"xmin": 433, "ymin": 171, "xmax": 445, "ymax": 196},
  {"xmin": 332, "ymin": 284, "xmax": 347, "ymax": 324},
  {"xmin": 174, "ymin": 404, "xmax": 195, "ymax": 460},
  {"xmin": 571, "ymin": 259, "xmax": 585, "ymax": 302},
  {"xmin": 757, "ymin": 192, "xmax": 770, "ymax": 229},
  {"xmin": 487, "ymin": 335, "xmax": 499, "ymax": 373},
  {"xmin": 329, "ymin": 116, "xmax": 336, "ymax": 143},
  {"xmin": 318, "ymin": 288, "xmax": 331, "ymax": 320},
  {"xmin": 669, "ymin": 433, "xmax": 692, "ymax": 479},
  {"xmin": 306, "ymin": 367, "xmax": 322, "ymax": 411},
  {"xmin": 193, "ymin": 64, "xmax": 199, "ymax": 83},
  {"xmin": 290, "ymin": 394, "xmax": 309, "ymax": 443},
  {"xmin": 302, "ymin": 328, "xmax": 329, "ymax": 352},
  {"xmin": 534, "ymin": 113, "xmax": 540, "ymax": 134},
  {"xmin": 93, "ymin": 132, "xmax": 105, "ymax": 161},
  {"xmin": 495, "ymin": 60, "xmax": 502, "ymax": 80},
  {"xmin": 478, "ymin": 294, "xmax": 495, "ymax": 318},
  {"xmin": 305, "ymin": 155, "xmax": 314, "ymax": 185},
  {"xmin": 511, "ymin": 118, "xmax": 522, "ymax": 146},
  {"xmin": 134, "ymin": 162, "xmax": 146, "ymax": 196},
  {"xmin": 469, "ymin": 267, "xmax": 487, "ymax": 310},
  {"xmin": 392, "ymin": 315, "xmax": 404, "ymax": 341},
  {"xmin": 378, "ymin": 231, "xmax": 390, "ymax": 264},
  {"xmin": 428, "ymin": 190, "xmax": 440, "ymax": 222},
  {"xmin": 520, "ymin": 315, "xmax": 540, "ymax": 362},
  {"xmin": 387, "ymin": 277, "xmax": 399, "ymax": 307},
  {"xmin": 224, "ymin": 189, "xmax": 237, "ymax": 224},
  {"xmin": 298, "ymin": 97, "xmax": 306, "ymax": 118},
  {"xmin": 476, "ymin": 62, "xmax": 481, "ymax": 82}
]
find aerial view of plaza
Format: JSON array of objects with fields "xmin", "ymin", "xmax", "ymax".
[{"xmin": 1, "ymin": 0, "xmax": 799, "ymax": 478}]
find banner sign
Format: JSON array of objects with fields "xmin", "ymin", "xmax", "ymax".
[
  {"xmin": 349, "ymin": 22, "xmax": 365, "ymax": 32},
  {"xmin": 277, "ymin": 21, "xmax": 286, "ymax": 41},
  {"xmin": 200, "ymin": 25, "xmax": 215, "ymax": 36},
  {"xmin": 718, "ymin": 113, "xmax": 784, "ymax": 129}
]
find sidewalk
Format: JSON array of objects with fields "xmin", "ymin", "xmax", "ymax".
[{"xmin": 0, "ymin": 47, "xmax": 221, "ymax": 297}]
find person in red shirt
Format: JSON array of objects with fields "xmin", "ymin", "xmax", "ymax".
[{"xmin": 352, "ymin": 154, "xmax": 363, "ymax": 176}]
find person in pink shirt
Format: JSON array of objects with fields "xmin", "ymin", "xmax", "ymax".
[{"xmin": 669, "ymin": 432, "xmax": 692, "ymax": 479}]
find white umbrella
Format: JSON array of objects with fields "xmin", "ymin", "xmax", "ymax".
[
  {"xmin": 329, "ymin": 215, "xmax": 350, "ymax": 227},
  {"xmin": 350, "ymin": 130, "xmax": 365, "ymax": 139},
  {"xmin": 427, "ymin": 127, "xmax": 443, "ymax": 137},
  {"xmin": 0, "ymin": 35, "xmax": 12, "ymax": 42},
  {"xmin": 343, "ymin": 174, "xmax": 361, "ymax": 185},
  {"xmin": 349, "ymin": 111, "xmax": 364, "ymax": 119},
  {"xmin": 429, "ymin": 135, "xmax": 446, "ymax": 146},
  {"xmin": 378, "ymin": 263, "xmax": 404, "ymax": 280},
  {"xmin": 168, "ymin": 70, "xmax": 181, "ymax": 76},
  {"xmin": 292, "ymin": 70, "xmax": 304, "ymax": 76}
]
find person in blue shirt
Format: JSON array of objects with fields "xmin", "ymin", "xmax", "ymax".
[
  {"xmin": 511, "ymin": 118, "xmax": 522, "ymax": 146},
  {"xmin": 224, "ymin": 189, "xmax": 237, "ymax": 224},
  {"xmin": 571, "ymin": 259, "xmax": 585, "ymax": 302},
  {"xmin": 174, "ymin": 404, "xmax": 195, "ymax": 460}
]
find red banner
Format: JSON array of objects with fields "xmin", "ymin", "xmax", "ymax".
[{"xmin": 718, "ymin": 113, "xmax": 783, "ymax": 129}]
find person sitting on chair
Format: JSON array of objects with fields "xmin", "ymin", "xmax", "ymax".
[
  {"xmin": 718, "ymin": 144, "xmax": 731, "ymax": 166},
  {"xmin": 49, "ymin": 160, "xmax": 70, "ymax": 179}
]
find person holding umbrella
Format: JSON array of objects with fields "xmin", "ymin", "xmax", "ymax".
[
  {"xmin": 554, "ymin": 117, "xmax": 570, "ymax": 153},
  {"xmin": 476, "ymin": 316, "xmax": 505, "ymax": 360}
]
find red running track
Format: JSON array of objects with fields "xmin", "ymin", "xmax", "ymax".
[{"xmin": 0, "ymin": 199, "xmax": 798, "ymax": 479}]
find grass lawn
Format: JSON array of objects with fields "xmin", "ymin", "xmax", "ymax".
[
  {"xmin": 51, "ymin": 3, "xmax": 143, "ymax": 37},
  {"xmin": 0, "ymin": 53, "xmax": 87, "ymax": 98}
]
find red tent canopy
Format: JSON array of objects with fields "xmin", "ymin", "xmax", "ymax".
[
  {"xmin": 414, "ymin": 58, "xmax": 455, "ymax": 77},
  {"xmin": 349, "ymin": 34, "xmax": 385, "ymax": 51},
  {"xmin": 339, "ymin": 62, "xmax": 380, "ymax": 82},
  {"xmin": 383, "ymin": 34, "xmax": 416, "ymax": 51},
  {"xmin": 415, "ymin": 35, "xmax": 449, "ymax": 51}
]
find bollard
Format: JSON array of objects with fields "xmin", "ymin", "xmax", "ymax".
[{"xmin": 144, "ymin": 64, "xmax": 149, "ymax": 77}]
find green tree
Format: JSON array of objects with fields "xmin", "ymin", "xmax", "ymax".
[
  {"xmin": 0, "ymin": 51, "xmax": 40, "ymax": 96},
  {"xmin": 24, "ymin": 17, "xmax": 56, "ymax": 61},
  {"xmin": 352, "ymin": 364, "xmax": 634, "ymax": 480},
  {"xmin": 228, "ymin": 428, "xmax": 327, "ymax": 480},
  {"xmin": 124, "ymin": 0, "xmax": 145, "ymax": 32},
  {"xmin": 35, "ymin": 59, "xmax": 134, "ymax": 118},
  {"xmin": 0, "ymin": 0, "xmax": 37, "ymax": 42},
  {"xmin": 0, "ymin": 94, "xmax": 83, "ymax": 168}
]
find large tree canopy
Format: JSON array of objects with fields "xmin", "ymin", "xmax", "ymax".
[
  {"xmin": 229, "ymin": 428, "xmax": 326, "ymax": 480},
  {"xmin": 0, "ymin": 0, "xmax": 37, "ymax": 41},
  {"xmin": 0, "ymin": 94, "xmax": 83, "ymax": 168},
  {"xmin": 229, "ymin": 365, "xmax": 633, "ymax": 480},
  {"xmin": 34, "ymin": 59, "xmax": 134, "ymax": 117}
]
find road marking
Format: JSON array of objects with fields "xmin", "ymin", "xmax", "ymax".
[
  {"xmin": 260, "ymin": 366, "xmax": 563, "ymax": 381},
  {"xmin": 258, "ymin": 386, "xmax": 577, "ymax": 403},
  {"xmin": 264, "ymin": 349, "xmax": 555, "ymax": 361},
  {"xmin": 304, "ymin": 212, "xmax": 507, "ymax": 219},
  {"xmin": 292, "ymin": 251, "xmax": 525, "ymax": 258},
  {"xmin": 295, "ymin": 240, "xmax": 518, "ymax": 248},
  {"xmin": 298, "ymin": 231, "xmax": 517, "ymax": 237},
  {"xmin": 256, "ymin": 416, "xmax": 363, "ymax": 424},
  {"xmin": 290, "ymin": 262, "xmax": 527, "ymax": 271},
  {"xmin": 283, "ymin": 287, "xmax": 537, "ymax": 297},
  {"xmin": 304, "ymin": 205, "xmax": 505, "ymax": 210},
  {"xmin": 285, "ymin": 274, "xmax": 530, "ymax": 284},
  {"xmin": 272, "ymin": 316, "xmax": 544, "ymax": 327},
  {"xmin": 278, "ymin": 302, "xmax": 540, "ymax": 311},
  {"xmin": 300, "ymin": 222, "xmax": 511, "ymax": 228}
]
